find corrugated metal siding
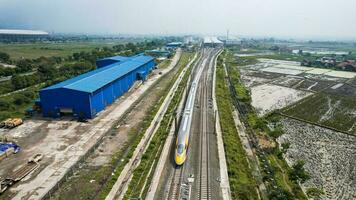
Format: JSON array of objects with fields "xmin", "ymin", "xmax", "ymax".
[
  {"xmin": 41, "ymin": 57, "xmax": 155, "ymax": 119},
  {"xmin": 40, "ymin": 88, "xmax": 90, "ymax": 118}
]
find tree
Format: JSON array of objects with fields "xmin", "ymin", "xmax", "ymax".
[
  {"xmin": 0, "ymin": 99, "xmax": 11, "ymax": 110},
  {"xmin": 11, "ymin": 74, "xmax": 26, "ymax": 90},
  {"xmin": 0, "ymin": 52, "xmax": 10, "ymax": 63},
  {"xmin": 13, "ymin": 93, "xmax": 32, "ymax": 105},
  {"xmin": 126, "ymin": 42, "xmax": 138, "ymax": 54},
  {"xmin": 38, "ymin": 65, "xmax": 57, "ymax": 80},
  {"xmin": 289, "ymin": 160, "xmax": 310, "ymax": 183},
  {"xmin": 16, "ymin": 59, "xmax": 33, "ymax": 72}
]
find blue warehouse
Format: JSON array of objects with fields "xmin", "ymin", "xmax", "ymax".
[{"xmin": 39, "ymin": 54, "xmax": 155, "ymax": 119}]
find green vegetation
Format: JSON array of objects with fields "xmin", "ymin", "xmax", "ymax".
[
  {"xmin": 306, "ymin": 187, "xmax": 324, "ymax": 199},
  {"xmin": 266, "ymin": 155, "xmax": 307, "ymax": 199},
  {"xmin": 0, "ymin": 51, "xmax": 10, "ymax": 62},
  {"xmin": 216, "ymin": 52, "xmax": 259, "ymax": 199},
  {"xmin": 283, "ymin": 92, "xmax": 356, "ymax": 133},
  {"xmin": 157, "ymin": 59, "xmax": 171, "ymax": 69},
  {"xmin": 0, "ymin": 86, "xmax": 40, "ymax": 120},
  {"xmin": 258, "ymin": 53, "xmax": 304, "ymax": 62},
  {"xmin": 0, "ymin": 40, "xmax": 166, "ymax": 121},
  {"xmin": 123, "ymin": 52, "xmax": 195, "ymax": 200},
  {"xmin": 236, "ymin": 56, "xmax": 259, "ymax": 66},
  {"xmin": 288, "ymin": 160, "xmax": 310, "ymax": 184},
  {"xmin": 0, "ymin": 42, "xmax": 115, "ymax": 60}
]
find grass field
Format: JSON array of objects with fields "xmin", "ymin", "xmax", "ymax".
[
  {"xmin": 216, "ymin": 53, "xmax": 259, "ymax": 200},
  {"xmin": 283, "ymin": 92, "xmax": 356, "ymax": 133},
  {"xmin": 0, "ymin": 41, "xmax": 117, "ymax": 59}
]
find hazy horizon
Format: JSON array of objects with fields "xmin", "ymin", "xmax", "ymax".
[{"xmin": 1, "ymin": 0, "xmax": 356, "ymax": 40}]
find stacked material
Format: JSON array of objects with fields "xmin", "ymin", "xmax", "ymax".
[{"xmin": 0, "ymin": 118, "xmax": 23, "ymax": 129}]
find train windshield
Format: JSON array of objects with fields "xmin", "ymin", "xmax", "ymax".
[{"xmin": 177, "ymin": 144, "xmax": 184, "ymax": 154}]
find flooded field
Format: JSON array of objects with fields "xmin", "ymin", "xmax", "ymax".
[
  {"xmin": 243, "ymin": 58, "xmax": 356, "ymax": 79},
  {"xmin": 240, "ymin": 59, "xmax": 356, "ymax": 125},
  {"xmin": 250, "ymin": 84, "xmax": 311, "ymax": 116}
]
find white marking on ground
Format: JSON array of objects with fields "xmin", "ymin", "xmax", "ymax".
[
  {"xmin": 307, "ymin": 82, "xmax": 318, "ymax": 90},
  {"xmin": 331, "ymin": 83, "xmax": 344, "ymax": 90},
  {"xmin": 319, "ymin": 97, "xmax": 341, "ymax": 122}
]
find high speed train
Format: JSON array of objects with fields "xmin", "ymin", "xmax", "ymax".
[{"xmin": 174, "ymin": 56, "xmax": 207, "ymax": 165}]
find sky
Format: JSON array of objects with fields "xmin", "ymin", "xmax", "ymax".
[{"xmin": 0, "ymin": 0, "xmax": 356, "ymax": 40}]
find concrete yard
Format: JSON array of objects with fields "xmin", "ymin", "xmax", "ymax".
[{"xmin": 0, "ymin": 50, "xmax": 182, "ymax": 200}]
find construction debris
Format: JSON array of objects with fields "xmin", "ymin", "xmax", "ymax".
[{"xmin": 0, "ymin": 153, "xmax": 42, "ymax": 194}]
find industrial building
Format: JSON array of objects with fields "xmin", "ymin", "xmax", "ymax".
[
  {"xmin": 0, "ymin": 29, "xmax": 49, "ymax": 42},
  {"xmin": 203, "ymin": 37, "xmax": 224, "ymax": 47},
  {"xmin": 145, "ymin": 49, "xmax": 172, "ymax": 58},
  {"xmin": 166, "ymin": 42, "xmax": 182, "ymax": 49},
  {"xmin": 39, "ymin": 54, "xmax": 155, "ymax": 119}
]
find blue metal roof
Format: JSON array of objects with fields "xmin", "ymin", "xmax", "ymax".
[
  {"xmin": 97, "ymin": 55, "xmax": 130, "ymax": 63},
  {"xmin": 42, "ymin": 54, "xmax": 154, "ymax": 93}
]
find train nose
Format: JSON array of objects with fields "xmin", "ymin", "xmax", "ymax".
[{"xmin": 175, "ymin": 154, "xmax": 185, "ymax": 165}]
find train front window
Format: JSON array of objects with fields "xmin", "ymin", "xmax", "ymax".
[{"xmin": 177, "ymin": 144, "xmax": 184, "ymax": 154}]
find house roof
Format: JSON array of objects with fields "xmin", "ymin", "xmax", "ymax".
[{"xmin": 0, "ymin": 29, "xmax": 48, "ymax": 35}]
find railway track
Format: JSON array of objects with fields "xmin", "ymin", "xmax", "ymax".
[
  {"xmin": 165, "ymin": 48, "xmax": 220, "ymax": 200},
  {"xmin": 198, "ymin": 61, "xmax": 211, "ymax": 200},
  {"xmin": 167, "ymin": 165, "xmax": 185, "ymax": 199},
  {"xmin": 165, "ymin": 51, "xmax": 206, "ymax": 200}
]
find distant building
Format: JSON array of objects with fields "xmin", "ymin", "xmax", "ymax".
[
  {"xmin": 224, "ymin": 39, "xmax": 242, "ymax": 46},
  {"xmin": 166, "ymin": 42, "xmax": 182, "ymax": 49},
  {"xmin": 0, "ymin": 29, "xmax": 49, "ymax": 42},
  {"xmin": 203, "ymin": 37, "xmax": 223, "ymax": 47},
  {"xmin": 320, "ymin": 57, "xmax": 336, "ymax": 67},
  {"xmin": 337, "ymin": 60, "xmax": 356, "ymax": 71},
  {"xmin": 145, "ymin": 49, "xmax": 172, "ymax": 58},
  {"xmin": 39, "ymin": 54, "xmax": 155, "ymax": 119}
]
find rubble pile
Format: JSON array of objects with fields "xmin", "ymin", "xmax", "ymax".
[{"xmin": 278, "ymin": 118, "xmax": 355, "ymax": 200}]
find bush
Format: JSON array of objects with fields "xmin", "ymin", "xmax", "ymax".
[
  {"xmin": 306, "ymin": 187, "xmax": 324, "ymax": 199},
  {"xmin": 13, "ymin": 93, "xmax": 32, "ymax": 105},
  {"xmin": 0, "ymin": 99, "xmax": 11, "ymax": 110},
  {"xmin": 289, "ymin": 160, "xmax": 310, "ymax": 183},
  {"xmin": 0, "ymin": 51, "xmax": 10, "ymax": 63}
]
